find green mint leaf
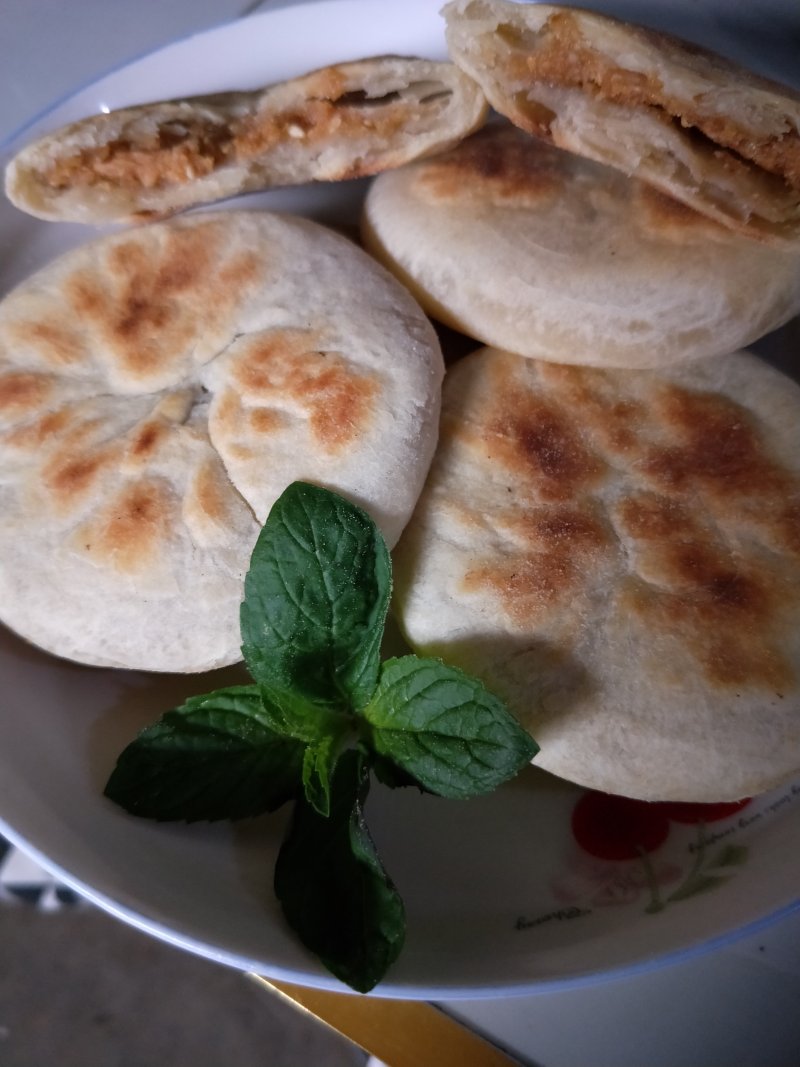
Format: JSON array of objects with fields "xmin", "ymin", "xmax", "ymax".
[
  {"xmin": 104, "ymin": 686, "xmax": 304, "ymax": 821},
  {"xmin": 258, "ymin": 683, "xmax": 344, "ymax": 746},
  {"xmin": 275, "ymin": 749, "xmax": 405, "ymax": 993},
  {"xmin": 301, "ymin": 725, "xmax": 350, "ymax": 817},
  {"xmin": 370, "ymin": 751, "xmax": 430, "ymax": 793},
  {"xmin": 363, "ymin": 656, "xmax": 538, "ymax": 799},
  {"xmin": 241, "ymin": 482, "xmax": 391, "ymax": 713}
]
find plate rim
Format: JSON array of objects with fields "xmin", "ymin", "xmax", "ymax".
[{"xmin": 3, "ymin": 810, "xmax": 800, "ymax": 1001}]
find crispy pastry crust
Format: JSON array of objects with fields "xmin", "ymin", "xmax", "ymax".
[
  {"xmin": 444, "ymin": 0, "xmax": 800, "ymax": 244},
  {"xmin": 363, "ymin": 123, "xmax": 800, "ymax": 368},
  {"xmin": 5, "ymin": 56, "xmax": 487, "ymax": 224},
  {"xmin": 394, "ymin": 345, "xmax": 800, "ymax": 801},
  {"xmin": 0, "ymin": 212, "xmax": 443, "ymax": 670}
]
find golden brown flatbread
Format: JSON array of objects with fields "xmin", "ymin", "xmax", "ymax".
[
  {"xmin": 362, "ymin": 122, "xmax": 800, "ymax": 368},
  {"xmin": 444, "ymin": 0, "xmax": 800, "ymax": 245},
  {"xmin": 5, "ymin": 56, "xmax": 487, "ymax": 224},
  {"xmin": 393, "ymin": 345, "xmax": 800, "ymax": 802},
  {"xmin": 0, "ymin": 211, "xmax": 443, "ymax": 671}
]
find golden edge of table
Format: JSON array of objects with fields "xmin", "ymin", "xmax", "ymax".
[{"xmin": 249, "ymin": 975, "xmax": 524, "ymax": 1067}]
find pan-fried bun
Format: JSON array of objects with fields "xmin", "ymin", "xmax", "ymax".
[
  {"xmin": 0, "ymin": 211, "xmax": 443, "ymax": 672},
  {"xmin": 393, "ymin": 345, "xmax": 800, "ymax": 802},
  {"xmin": 443, "ymin": 0, "xmax": 800, "ymax": 246},
  {"xmin": 5, "ymin": 57, "xmax": 487, "ymax": 225},
  {"xmin": 362, "ymin": 123, "xmax": 800, "ymax": 369}
]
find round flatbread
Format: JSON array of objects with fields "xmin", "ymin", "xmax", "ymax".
[
  {"xmin": 5, "ymin": 57, "xmax": 487, "ymax": 225},
  {"xmin": 0, "ymin": 211, "xmax": 443, "ymax": 671},
  {"xmin": 393, "ymin": 345, "xmax": 800, "ymax": 802},
  {"xmin": 362, "ymin": 122, "xmax": 800, "ymax": 369},
  {"xmin": 443, "ymin": 0, "xmax": 800, "ymax": 246}
]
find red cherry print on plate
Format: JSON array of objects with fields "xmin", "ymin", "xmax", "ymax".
[
  {"xmin": 571, "ymin": 791, "xmax": 671, "ymax": 861},
  {"xmin": 655, "ymin": 798, "xmax": 751, "ymax": 824}
]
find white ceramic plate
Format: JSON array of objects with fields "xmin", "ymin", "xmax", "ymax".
[{"xmin": 1, "ymin": 0, "xmax": 800, "ymax": 1000}]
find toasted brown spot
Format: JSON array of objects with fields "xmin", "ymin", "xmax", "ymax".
[
  {"xmin": 67, "ymin": 271, "xmax": 107, "ymax": 319},
  {"xmin": 188, "ymin": 459, "xmax": 235, "ymax": 526},
  {"xmin": 217, "ymin": 251, "xmax": 261, "ymax": 291},
  {"xmin": 473, "ymin": 357, "xmax": 605, "ymax": 501},
  {"xmin": 456, "ymin": 347, "xmax": 800, "ymax": 690},
  {"xmin": 9, "ymin": 319, "xmax": 88, "ymax": 367},
  {"xmin": 503, "ymin": 408, "xmax": 589, "ymax": 487},
  {"xmin": 417, "ymin": 123, "xmax": 564, "ymax": 206},
  {"xmin": 106, "ymin": 229, "xmax": 212, "ymax": 347},
  {"xmin": 2, "ymin": 408, "xmax": 73, "ymax": 450},
  {"xmin": 622, "ymin": 573, "xmax": 791, "ymax": 690},
  {"xmin": 537, "ymin": 363, "xmax": 646, "ymax": 455},
  {"xmin": 642, "ymin": 385, "xmax": 791, "ymax": 502},
  {"xmin": 128, "ymin": 420, "xmax": 168, "ymax": 460},
  {"xmin": 463, "ymin": 504, "xmax": 611, "ymax": 626},
  {"xmin": 617, "ymin": 492, "xmax": 690, "ymax": 542},
  {"xmin": 83, "ymin": 479, "xmax": 175, "ymax": 572},
  {"xmin": 248, "ymin": 408, "xmax": 288, "ymax": 434},
  {"xmin": 65, "ymin": 222, "xmax": 252, "ymax": 380},
  {"xmin": 43, "ymin": 440, "xmax": 121, "ymax": 510},
  {"xmin": 617, "ymin": 491, "xmax": 795, "ymax": 689},
  {"xmin": 228, "ymin": 443, "xmax": 255, "ymax": 461},
  {"xmin": 776, "ymin": 501, "xmax": 800, "ymax": 556},
  {"xmin": 605, "ymin": 416, "xmax": 639, "ymax": 452},
  {"xmin": 0, "ymin": 372, "xmax": 54, "ymax": 414},
  {"xmin": 231, "ymin": 329, "xmax": 379, "ymax": 451},
  {"xmin": 214, "ymin": 388, "xmax": 241, "ymax": 424},
  {"xmin": 46, "ymin": 455, "xmax": 105, "ymax": 497}
]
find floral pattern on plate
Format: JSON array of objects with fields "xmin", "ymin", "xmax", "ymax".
[
  {"xmin": 515, "ymin": 792, "xmax": 761, "ymax": 931},
  {"xmin": 562, "ymin": 793, "xmax": 751, "ymax": 914}
]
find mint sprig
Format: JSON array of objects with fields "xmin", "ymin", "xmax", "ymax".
[
  {"xmin": 364, "ymin": 655, "xmax": 537, "ymax": 799},
  {"xmin": 275, "ymin": 748, "xmax": 405, "ymax": 993},
  {"xmin": 104, "ymin": 687, "xmax": 305, "ymax": 821},
  {"xmin": 241, "ymin": 482, "xmax": 391, "ymax": 715},
  {"xmin": 104, "ymin": 482, "xmax": 538, "ymax": 992}
]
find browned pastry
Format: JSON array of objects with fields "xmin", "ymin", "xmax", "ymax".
[
  {"xmin": 393, "ymin": 345, "xmax": 800, "ymax": 801},
  {"xmin": 5, "ymin": 56, "xmax": 487, "ymax": 223},
  {"xmin": 0, "ymin": 211, "xmax": 443, "ymax": 670},
  {"xmin": 444, "ymin": 0, "xmax": 800, "ymax": 244}
]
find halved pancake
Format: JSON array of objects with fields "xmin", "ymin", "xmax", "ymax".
[
  {"xmin": 0, "ymin": 211, "xmax": 443, "ymax": 671},
  {"xmin": 5, "ymin": 56, "xmax": 487, "ymax": 224},
  {"xmin": 444, "ymin": 0, "xmax": 800, "ymax": 245},
  {"xmin": 393, "ymin": 345, "xmax": 800, "ymax": 802},
  {"xmin": 362, "ymin": 123, "xmax": 800, "ymax": 368}
]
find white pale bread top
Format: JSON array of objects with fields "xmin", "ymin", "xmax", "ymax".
[
  {"xmin": 0, "ymin": 211, "xmax": 443, "ymax": 671},
  {"xmin": 362, "ymin": 122, "xmax": 800, "ymax": 369},
  {"xmin": 393, "ymin": 345, "xmax": 800, "ymax": 802}
]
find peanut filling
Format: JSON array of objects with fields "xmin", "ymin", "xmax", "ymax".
[
  {"xmin": 232, "ymin": 94, "xmax": 417, "ymax": 160},
  {"xmin": 500, "ymin": 13, "xmax": 800, "ymax": 192},
  {"xmin": 42, "ymin": 85, "xmax": 452, "ymax": 192},
  {"xmin": 45, "ymin": 120, "xmax": 233, "ymax": 190}
]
